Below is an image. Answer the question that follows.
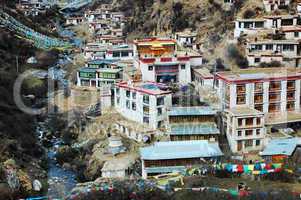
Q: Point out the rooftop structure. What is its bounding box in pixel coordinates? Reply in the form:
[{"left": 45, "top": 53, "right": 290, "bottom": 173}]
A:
[
  {"left": 261, "top": 137, "right": 300, "bottom": 156},
  {"left": 140, "top": 140, "right": 223, "bottom": 178},
  {"left": 168, "top": 106, "right": 216, "bottom": 117}
]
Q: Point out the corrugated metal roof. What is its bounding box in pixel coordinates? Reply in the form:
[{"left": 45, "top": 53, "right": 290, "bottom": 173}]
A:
[
  {"left": 170, "top": 123, "right": 220, "bottom": 136},
  {"left": 145, "top": 166, "right": 186, "bottom": 174},
  {"left": 261, "top": 137, "right": 301, "bottom": 156},
  {"left": 79, "top": 67, "right": 97, "bottom": 73},
  {"left": 168, "top": 107, "right": 216, "bottom": 116},
  {"left": 140, "top": 141, "right": 223, "bottom": 160}
]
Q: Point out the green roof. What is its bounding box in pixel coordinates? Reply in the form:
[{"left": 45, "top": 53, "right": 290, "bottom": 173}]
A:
[{"left": 170, "top": 123, "right": 220, "bottom": 136}]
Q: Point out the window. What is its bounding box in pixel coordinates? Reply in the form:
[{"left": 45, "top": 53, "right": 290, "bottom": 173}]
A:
[
  {"left": 237, "top": 95, "right": 246, "bottom": 104},
  {"left": 116, "top": 88, "right": 120, "bottom": 95},
  {"left": 157, "top": 97, "right": 165, "bottom": 106},
  {"left": 245, "top": 140, "right": 253, "bottom": 147},
  {"left": 287, "top": 80, "right": 295, "bottom": 90},
  {"left": 117, "top": 97, "right": 120, "bottom": 105},
  {"left": 132, "top": 92, "right": 136, "bottom": 99},
  {"left": 238, "top": 131, "right": 242, "bottom": 137},
  {"left": 126, "top": 100, "right": 130, "bottom": 109},
  {"left": 256, "top": 118, "right": 261, "bottom": 125},
  {"left": 132, "top": 102, "right": 136, "bottom": 111},
  {"left": 157, "top": 108, "right": 162, "bottom": 116},
  {"left": 143, "top": 117, "right": 149, "bottom": 124},
  {"left": 113, "top": 51, "right": 120, "bottom": 57},
  {"left": 126, "top": 90, "right": 130, "bottom": 98},
  {"left": 143, "top": 95, "right": 149, "bottom": 104},
  {"left": 143, "top": 106, "right": 149, "bottom": 115},
  {"left": 121, "top": 51, "right": 129, "bottom": 57},
  {"left": 246, "top": 118, "right": 253, "bottom": 126},
  {"left": 181, "top": 64, "right": 186, "bottom": 70},
  {"left": 266, "top": 44, "right": 273, "bottom": 50},
  {"left": 238, "top": 118, "right": 243, "bottom": 126},
  {"left": 245, "top": 130, "right": 253, "bottom": 136},
  {"left": 283, "top": 44, "right": 294, "bottom": 52},
  {"left": 157, "top": 121, "right": 164, "bottom": 128},
  {"left": 254, "top": 82, "right": 263, "bottom": 92},
  {"left": 295, "top": 32, "right": 299, "bottom": 38},
  {"left": 256, "top": 129, "right": 261, "bottom": 135},
  {"left": 269, "top": 81, "right": 281, "bottom": 91},
  {"left": 256, "top": 140, "right": 260, "bottom": 146},
  {"left": 148, "top": 65, "right": 153, "bottom": 71},
  {"left": 254, "top": 57, "right": 260, "bottom": 63},
  {"left": 237, "top": 84, "right": 246, "bottom": 94}
]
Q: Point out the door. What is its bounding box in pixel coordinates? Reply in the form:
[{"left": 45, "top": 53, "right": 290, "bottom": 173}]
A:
[{"left": 237, "top": 141, "right": 243, "bottom": 152}]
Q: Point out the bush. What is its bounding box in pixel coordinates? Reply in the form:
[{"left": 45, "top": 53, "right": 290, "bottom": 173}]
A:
[
  {"left": 243, "top": 9, "right": 256, "bottom": 19},
  {"left": 227, "top": 44, "right": 249, "bottom": 68}
]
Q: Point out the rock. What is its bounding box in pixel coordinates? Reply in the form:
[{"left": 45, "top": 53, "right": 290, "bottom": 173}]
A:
[
  {"left": 63, "top": 163, "right": 72, "bottom": 170},
  {"left": 33, "top": 179, "right": 42, "bottom": 191}
]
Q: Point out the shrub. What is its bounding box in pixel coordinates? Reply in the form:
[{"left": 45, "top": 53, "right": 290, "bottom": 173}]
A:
[{"left": 227, "top": 44, "right": 249, "bottom": 68}]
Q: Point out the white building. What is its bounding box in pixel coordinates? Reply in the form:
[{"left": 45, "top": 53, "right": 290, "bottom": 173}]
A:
[
  {"left": 216, "top": 67, "right": 301, "bottom": 114},
  {"left": 66, "top": 16, "right": 84, "bottom": 26},
  {"left": 223, "top": 106, "right": 266, "bottom": 154},
  {"left": 234, "top": 15, "right": 299, "bottom": 38},
  {"left": 133, "top": 38, "right": 202, "bottom": 84},
  {"left": 175, "top": 30, "right": 197, "bottom": 47},
  {"left": 192, "top": 67, "right": 215, "bottom": 87},
  {"left": 115, "top": 81, "right": 172, "bottom": 130},
  {"left": 281, "top": 26, "right": 301, "bottom": 40},
  {"left": 263, "top": 0, "right": 290, "bottom": 12},
  {"left": 246, "top": 40, "right": 300, "bottom": 67}
]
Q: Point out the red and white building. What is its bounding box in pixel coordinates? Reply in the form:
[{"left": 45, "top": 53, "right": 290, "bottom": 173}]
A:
[
  {"left": 114, "top": 81, "right": 172, "bottom": 130},
  {"left": 133, "top": 38, "right": 202, "bottom": 84}
]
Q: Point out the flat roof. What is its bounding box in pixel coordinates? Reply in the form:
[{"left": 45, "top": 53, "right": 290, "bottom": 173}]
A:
[
  {"left": 168, "top": 106, "right": 217, "bottom": 117},
  {"left": 134, "top": 38, "right": 176, "bottom": 46},
  {"left": 88, "top": 59, "right": 117, "bottom": 65},
  {"left": 193, "top": 67, "right": 214, "bottom": 79},
  {"left": 116, "top": 81, "right": 172, "bottom": 96},
  {"left": 216, "top": 67, "right": 301, "bottom": 83},
  {"left": 261, "top": 137, "right": 301, "bottom": 156},
  {"left": 226, "top": 106, "right": 264, "bottom": 117},
  {"left": 140, "top": 141, "right": 223, "bottom": 160},
  {"left": 170, "top": 123, "right": 220, "bottom": 136},
  {"left": 249, "top": 40, "right": 299, "bottom": 45},
  {"left": 266, "top": 111, "right": 301, "bottom": 125}
]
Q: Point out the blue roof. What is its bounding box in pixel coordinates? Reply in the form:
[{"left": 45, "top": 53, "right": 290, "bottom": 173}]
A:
[
  {"left": 145, "top": 166, "right": 186, "bottom": 174},
  {"left": 79, "top": 67, "right": 97, "bottom": 73},
  {"left": 261, "top": 137, "right": 301, "bottom": 156},
  {"left": 140, "top": 141, "right": 223, "bottom": 160},
  {"left": 170, "top": 123, "right": 220, "bottom": 136},
  {"left": 168, "top": 107, "right": 216, "bottom": 117},
  {"left": 88, "top": 59, "right": 118, "bottom": 65}
]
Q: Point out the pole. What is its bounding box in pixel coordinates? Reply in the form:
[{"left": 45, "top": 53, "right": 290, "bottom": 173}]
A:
[{"left": 16, "top": 55, "right": 19, "bottom": 73}]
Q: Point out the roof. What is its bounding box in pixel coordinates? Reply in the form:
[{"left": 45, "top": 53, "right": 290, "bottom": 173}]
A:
[
  {"left": 140, "top": 141, "right": 223, "bottom": 160},
  {"left": 97, "top": 68, "right": 122, "bottom": 73},
  {"left": 249, "top": 40, "right": 299, "bottom": 45},
  {"left": 116, "top": 81, "right": 172, "bottom": 96},
  {"left": 216, "top": 67, "right": 301, "bottom": 83},
  {"left": 79, "top": 67, "right": 97, "bottom": 73},
  {"left": 226, "top": 106, "right": 264, "bottom": 117},
  {"left": 144, "top": 166, "right": 186, "bottom": 174},
  {"left": 261, "top": 138, "right": 301, "bottom": 156},
  {"left": 88, "top": 59, "right": 117, "bottom": 65},
  {"left": 193, "top": 68, "right": 214, "bottom": 79},
  {"left": 168, "top": 107, "right": 216, "bottom": 117},
  {"left": 134, "top": 38, "right": 176, "bottom": 47},
  {"left": 170, "top": 123, "right": 220, "bottom": 136}
]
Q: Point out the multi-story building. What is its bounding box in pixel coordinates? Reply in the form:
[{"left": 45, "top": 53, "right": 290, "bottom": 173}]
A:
[
  {"left": 263, "top": 0, "right": 291, "bottom": 12},
  {"left": 223, "top": 106, "right": 266, "bottom": 153},
  {"left": 114, "top": 81, "right": 172, "bottom": 130},
  {"left": 246, "top": 40, "right": 300, "bottom": 67},
  {"left": 234, "top": 15, "right": 299, "bottom": 38},
  {"left": 133, "top": 38, "right": 202, "bottom": 84},
  {"left": 216, "top": 67, "right": 301, "bottom": 114},
  {"left": 168, "top": 107, "right": 220, "bottom": 142},
  {"left": 174, "top": 30, "right": 197, "bottom": 48},
  {"left": 140, "top": 141, "right": 223, "bottom": 178}
]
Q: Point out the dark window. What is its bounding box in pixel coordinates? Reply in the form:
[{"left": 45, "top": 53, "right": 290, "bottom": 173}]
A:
[
  {"left": 157, "top": 97, "right": 165, "bottom": 106},
  {"left": 126, "top": 100, "right": 130, "bottom": 109},
  {"left": 181, "top": 64, "right": 186, "bottom": 69},
  {"left": 132, "top": 92, "right": 136, "bottom": 99},
  {"left": 255, "top": 58, "right": 261, "bottom": 63},
  {"left": 132, "top": 102, "right": 136, "bottom": 111},
  {"left": 148, "top": 65, "right": 153, "bottom": 71},
  {"left": 157, "top": 108, "right": 162, "bottom": 116},
  {"left": 113, "top": 51, "right": 120, "bottom": 57},
  {"left": 256, "top": 140, "right": 260, "bottom": 146},
  {"left": 143, "top": 95, "right": 149, "bottom": 104},
  {"left": 121, "top": 51, "right": 129, "bottom": 57},
  {"left": 126, "top": 90, "right": 130, "bottom": 98}
]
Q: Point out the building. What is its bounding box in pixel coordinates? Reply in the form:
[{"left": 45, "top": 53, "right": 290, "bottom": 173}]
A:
[
  {"left": 223, "top": 106, "right": 266, "bottom": 153},
  {"left": 261, "top": 137, "right": 301, "bottom": 163},
  {"left": 101, "top": 156, "right": 134, "bottom": 178},
  {"left": 140, "top": 141, "right": 223, "bottom": 178},
  {"left": 175, "top": 30, "right": 197, "bottom": 48},
  {"left": 77, "top": 59, "right": 122, "bottom": 87},
  {"left": 246, "top": 40, "right": 300, "bottom": 67},
  {"left": 263, "top": 0, "right": 290, "bottom": 12},
  {"left": 66, "top": 16, "right": 84, "bottom": 26},
  {"left": 216, "top": 67, "right": 301, "bottom": 114},
  {"left": 280, "top": 26, "right": 301, "bottom": 40},
  {"left": 133, "top": 38, "right": 202, "bottom": 84},
  {"left": 105, "top": 45, "right": 134, "bottom": 60},
  {"left": 234, "top": 15, "right": 299, "bottom": 38},
  {"left": 192, "top": 67, "right": 215, "bottom": 87},
  {"left": 168, "top": 107, "right": 220, "bottom": 141},
  {"left": 115, "top": 81, "right": 172, "bottom": 130}
]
